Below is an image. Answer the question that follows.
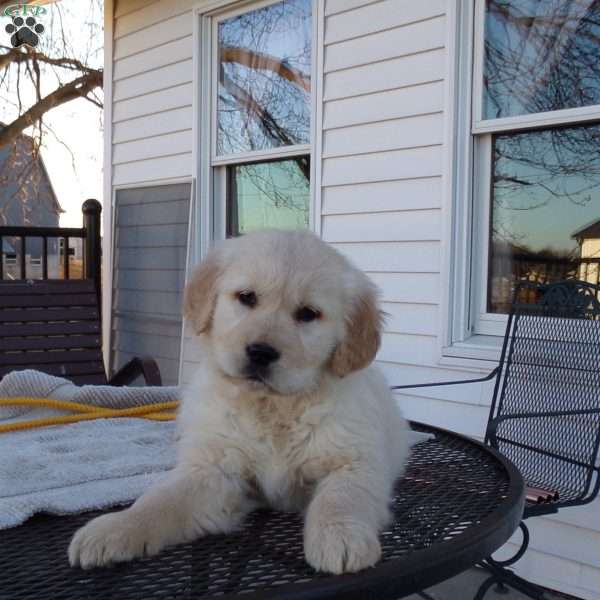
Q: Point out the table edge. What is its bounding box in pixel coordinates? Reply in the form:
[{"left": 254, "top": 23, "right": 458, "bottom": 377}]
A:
[{"left": 214, "top": 422, "right": 526, "bottom": 600}]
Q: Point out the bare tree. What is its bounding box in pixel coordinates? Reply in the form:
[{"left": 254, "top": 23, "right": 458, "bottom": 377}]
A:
[
  {"left": 0, "top": 1, "right": 103, "bottom": 228},
  {"left": 0, "top": 0, "right": 104, "bottom": 150},
  {"left": 0, "top": 0, "right": 310, "bottom": 231}
]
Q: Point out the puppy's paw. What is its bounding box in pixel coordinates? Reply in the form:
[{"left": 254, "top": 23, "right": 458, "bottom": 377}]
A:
[
  {"left": 304, "top": 520, "right": 381, "bottom": 574},
  {"left": 68, "top": 510, "right": 161, "bottom": 569}
]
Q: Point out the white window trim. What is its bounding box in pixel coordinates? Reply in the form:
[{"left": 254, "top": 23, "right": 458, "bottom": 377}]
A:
[
  {"left": 443, "top": 0, "right": 600, "bottom": 367},
  {"left": 473, "top": 106, "right": 600, "bottom": 135},
  {"left": 103, "top": 0, "right": 115, "bottom": 370},
  {"left": 192, "top": 0, "right": 323, "bottom": 265},
  {"left": 441, "top": 0, "right": 491, "bottom": 367},
  {"left": 211, "top": 145, "right": 311, "bottom": 167}
]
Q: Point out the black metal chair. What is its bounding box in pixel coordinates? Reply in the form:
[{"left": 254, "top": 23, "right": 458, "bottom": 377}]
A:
[{"left": 392, "top": 279, "right": 600, "bottom": 600}]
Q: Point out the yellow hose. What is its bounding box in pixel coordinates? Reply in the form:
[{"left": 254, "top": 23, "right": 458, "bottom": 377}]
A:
[{"left": 0, "top": 397, "right": 179, "bottom": 433}]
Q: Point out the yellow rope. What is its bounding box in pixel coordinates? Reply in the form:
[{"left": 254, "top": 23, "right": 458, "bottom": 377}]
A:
[{"left": 0, "top": 397, "right": 179, "bottom": 433}]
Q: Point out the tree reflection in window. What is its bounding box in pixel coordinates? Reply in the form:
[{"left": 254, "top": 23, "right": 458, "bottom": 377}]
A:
[
  {"left": 217, "top": 0, "right": 311, "bottom": 155},
  {"left": 484, "top": 0, "right": 600, "bottom": 119},
  {"left": 489, "top": 124, "right": 600, "bottom": 312},
  {"left": 226, "top": 158, "right": 310, "bottom": 236}
]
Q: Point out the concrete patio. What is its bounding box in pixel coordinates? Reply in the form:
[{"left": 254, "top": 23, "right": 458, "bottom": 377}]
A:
[{"left": 407, "top": 567, "right": 574, "bottom": 600}]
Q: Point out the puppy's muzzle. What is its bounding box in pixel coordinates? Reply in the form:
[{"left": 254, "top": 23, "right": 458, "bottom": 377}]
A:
[{"left": 245, "top": 343, "right": 280, "bottom": 367}]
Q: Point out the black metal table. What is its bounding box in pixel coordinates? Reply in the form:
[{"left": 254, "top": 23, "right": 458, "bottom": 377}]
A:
[{"left": 0, "top": 423, "right": 525, "bottom": 600}]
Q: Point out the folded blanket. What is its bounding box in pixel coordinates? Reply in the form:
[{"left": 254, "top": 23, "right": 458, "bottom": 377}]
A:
[
  {"left": 0, "top": 370, "right": 180, "bottom": 529},
  {"left": 0, "top": 370, "right": 433, "bottom": 531}
]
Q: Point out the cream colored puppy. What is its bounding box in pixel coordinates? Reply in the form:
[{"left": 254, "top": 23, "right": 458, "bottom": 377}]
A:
[{"left": 68, "top": 230, "right": 409, "bottom": 574}]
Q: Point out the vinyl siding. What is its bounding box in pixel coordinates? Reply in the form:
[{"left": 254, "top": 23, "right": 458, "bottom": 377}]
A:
[
  {"left": 109, "top": 1, "right": 600, "bottom": 598},
  {"left": 110, "top": 183, "right": 190, "bottom": 386},
  {"left": 112, "top": 0, "right": 194, "bottom": 186},
  {"left": 319, "top": 4, "right": 600, "bottom": 599},
  {"left": 319, "top": 1, "right": 447, "bottom": 408}
]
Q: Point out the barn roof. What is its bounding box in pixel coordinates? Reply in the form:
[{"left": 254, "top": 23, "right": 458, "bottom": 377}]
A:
[
  {"left": 0, "top": 123, "right": 64, "bottom": 217},
  {"left": 572, "top": 219, "right": 600, "bottom": 241}
]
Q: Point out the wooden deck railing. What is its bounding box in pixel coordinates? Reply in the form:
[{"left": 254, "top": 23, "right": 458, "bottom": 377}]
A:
[{"left": 0, "top": 199, "right": 102, "bottom": 308}]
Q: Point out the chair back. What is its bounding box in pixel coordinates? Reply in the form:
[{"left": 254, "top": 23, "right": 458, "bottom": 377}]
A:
[
  {"left": 486, "top": 280, "right": 600, "bottom": 509},
  {"left": 0, "top": 279, "right": 107, "bottom": 385}
]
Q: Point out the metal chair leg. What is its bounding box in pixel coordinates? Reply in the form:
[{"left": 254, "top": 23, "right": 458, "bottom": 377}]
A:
[
  {"left": 475, "top": 522, "right": 549, "bottom": 600},
  {"left": 474, "top": 574, "right": 499, "bottom": 600},
  {"left": 493, "top": 581, "right": 510, "bottom": 595},
  {"left": 477, "top": 560, "right": 548, "bottom": 600},
  {"left": 487, "top": 522, "right": 530, "bottom": 568}
]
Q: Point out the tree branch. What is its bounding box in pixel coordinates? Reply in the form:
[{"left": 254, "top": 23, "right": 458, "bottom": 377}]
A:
[
  {"left": 220, "top": 68, "right": 309, "bottom": 180},
  {"left": 220, "top": 47, "right": 310, "bottom": 92},
  {"left": 0, "top": 69, "right": 103, "bottom": 148},
  {"left": 84, "top": 94, "right": 103, "bottom": 109},
  {"left": 0, "top": 46, "right": 95, "bottom": 72}
]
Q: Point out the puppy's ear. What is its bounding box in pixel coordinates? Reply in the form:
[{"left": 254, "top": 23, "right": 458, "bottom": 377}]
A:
[
  {"left": 329, "top": 279, "right": 383, "bottom": 377},
  {"left": 183, "top": 250, "right": 222, "bottom": 335}
]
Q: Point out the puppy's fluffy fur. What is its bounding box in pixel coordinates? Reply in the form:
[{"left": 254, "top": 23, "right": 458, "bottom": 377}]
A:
[{"left": 68, "top": 230, "right": 409, "bottom": 574}]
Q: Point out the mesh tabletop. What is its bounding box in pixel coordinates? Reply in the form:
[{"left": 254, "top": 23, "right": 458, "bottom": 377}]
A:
[{"left": 0, "top": 424, "right": 524, "bottom": 600}]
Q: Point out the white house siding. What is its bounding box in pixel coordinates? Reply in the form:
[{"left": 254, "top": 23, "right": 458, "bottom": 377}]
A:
[
  {"left": 109, "top": 1, "right": 600, "bottom": 598},
  {"left": 112, "top": 0, "right": 195, "bottom": 186},
  {"left": 319, "top": 2, "right": 600, "bottom": 599}
]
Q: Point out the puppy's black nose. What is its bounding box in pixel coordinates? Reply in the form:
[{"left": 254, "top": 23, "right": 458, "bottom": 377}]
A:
[{"left": 246, "top": 343, "right": 280, "bottom": 366}]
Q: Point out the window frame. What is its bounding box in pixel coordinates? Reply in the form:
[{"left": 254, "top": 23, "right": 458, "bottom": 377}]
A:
[
  {"left": 445, "top": 0, "right": 600, "bottom": 358},
  {"left": 210, "top": 0, "right": 312, "bottom": 167},
  {"left": 194, "top": 0, "right": 321, "bottom": 256},
  {"left": 212, "top": 156, "right": 312, "bottom": 238},
  {"left": 471, "top": 0, "right": 600, "bottom": 135}
]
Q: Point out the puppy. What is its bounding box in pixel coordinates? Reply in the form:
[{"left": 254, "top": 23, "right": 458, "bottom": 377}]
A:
[{"left": 68, "top": 230, "right": 410, "bottom": 574}]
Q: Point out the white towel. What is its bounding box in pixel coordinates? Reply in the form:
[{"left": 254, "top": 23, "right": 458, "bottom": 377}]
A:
[
  {"left": 0, "top": 370, "right": 433, "bottom": 530},
  {"left": 0, "top": 370, "right": 180, "bottom": 529}
]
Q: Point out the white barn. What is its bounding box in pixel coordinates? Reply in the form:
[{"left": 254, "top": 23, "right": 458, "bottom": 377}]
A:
[{"left": 103, "top": 1, "right": 600, "bottom": 597}]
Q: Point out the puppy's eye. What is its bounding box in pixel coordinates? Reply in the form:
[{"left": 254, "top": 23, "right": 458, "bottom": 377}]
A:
[
  {"left": 236, "top": 290, "right": 257, "bottom": 308},
  {"left": 295, "top": 306, "right": 321, "bottom": 323}
]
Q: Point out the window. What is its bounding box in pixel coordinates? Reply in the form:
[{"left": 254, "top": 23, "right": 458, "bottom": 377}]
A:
[
  {"left": 468, "top": 0, "right": 600, "bottom": 336},
  {"left": 209, "top": 0, "right": 312, "bottom": 238}
]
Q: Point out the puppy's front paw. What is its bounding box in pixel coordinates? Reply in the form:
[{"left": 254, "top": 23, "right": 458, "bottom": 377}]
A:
[
  {"left": 68, "top": 510, "right": 160, "bottom": 569},
  {"left": 304, "top": 521, "right": 381, "bottom": 574}
]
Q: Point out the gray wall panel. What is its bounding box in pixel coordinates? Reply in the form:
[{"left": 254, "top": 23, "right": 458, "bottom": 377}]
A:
[
  {"left": 115, "top": 224, "right": 189, "bottom": 248},
  {"left": 111, "top": 183, "right": 190, "bottom": 386},
  {"left": 114, "top": 247, "right": 187, "bottom": 270},
  {"left": 114, "top": 269, "right": 185, "bottom": 293},
  {"left": 113, "top": 289, "right": 183, "bottom": 316},
  {"left": 116, "top": 183, "right": 191, "bottom": 205},
  {"left": 117, "top": 200, "right": 189, "bottom": 226}
]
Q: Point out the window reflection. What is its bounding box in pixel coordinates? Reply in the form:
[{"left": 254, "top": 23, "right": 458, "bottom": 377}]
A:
[
  {"left": 484, "top": 0, "right": 600, "bottom": 119},
  {"left": 489, "top": 124, "right": 600, "bottom": 312},
  {"left": 226, "top": 158, "right": 310, "bottom": 236},
  {"left": 217, "top": 0, "right": 312, "bottom": 155}
]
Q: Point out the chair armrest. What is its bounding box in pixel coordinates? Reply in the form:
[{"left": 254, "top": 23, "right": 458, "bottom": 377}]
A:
[
  {"left": 109, "top": 357, "right": 163, "bottom": 387},
  {"left": 391, "top": 367, "right": 499, "bottom": 391},
  {"left": 487, "top": 407, "right": 600, "bottom": 443}
]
